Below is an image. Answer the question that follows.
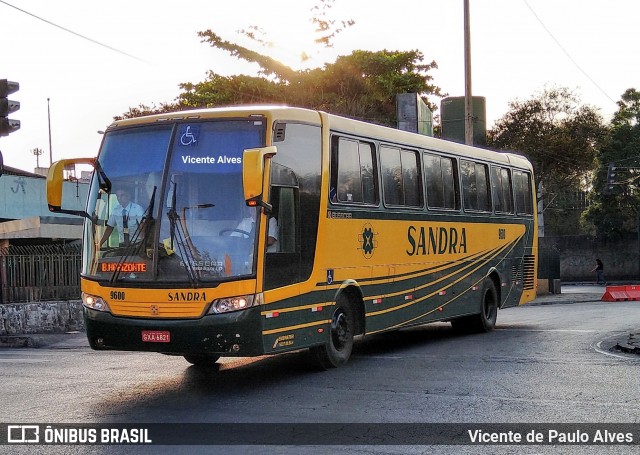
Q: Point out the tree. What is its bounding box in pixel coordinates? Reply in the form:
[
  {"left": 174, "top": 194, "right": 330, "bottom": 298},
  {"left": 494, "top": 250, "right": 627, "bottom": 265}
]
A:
[
  {"left": 116, "top": 1, "right": 443, "bottom": 125},
  {"left": 487, "top": 86, "right": 607, "bottom": 235},
  {"left": 582, "top": 88, "right": 640, "bottom": 239},
  {"left": 488, "top": 86, "right": 606, "bottom": 191}
]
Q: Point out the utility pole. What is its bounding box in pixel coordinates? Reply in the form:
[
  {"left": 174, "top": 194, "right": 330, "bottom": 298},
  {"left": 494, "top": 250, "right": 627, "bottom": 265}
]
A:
[
  {"left": 463, "top": 0, "right": 474, "bottom": 145},
  {"left": 47, "top": 97, "right": 53, "bottom": 166}
]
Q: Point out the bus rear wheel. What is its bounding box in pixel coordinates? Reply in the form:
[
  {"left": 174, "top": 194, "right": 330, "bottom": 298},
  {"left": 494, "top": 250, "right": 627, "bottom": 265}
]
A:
[
  {"left": 183, "top": 354, "right": 221, "bottom": 366},
  {"left": 311, "top": 296, "right": 354, "bottom": 369},
  {"left": 452, "top": 279, "right": 498, "bottom": 333}
]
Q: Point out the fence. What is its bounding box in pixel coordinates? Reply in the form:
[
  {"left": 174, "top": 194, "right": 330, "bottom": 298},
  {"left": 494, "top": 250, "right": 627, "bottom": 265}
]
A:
[{"left": 0, "top": 244, "right": 82, "bottom": 303}]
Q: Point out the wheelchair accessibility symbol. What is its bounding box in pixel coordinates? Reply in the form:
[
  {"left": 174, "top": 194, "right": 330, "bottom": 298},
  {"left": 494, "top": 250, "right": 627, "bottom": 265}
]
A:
[{"left": 180, "top": 125, "right": 199, "bottom": 146}]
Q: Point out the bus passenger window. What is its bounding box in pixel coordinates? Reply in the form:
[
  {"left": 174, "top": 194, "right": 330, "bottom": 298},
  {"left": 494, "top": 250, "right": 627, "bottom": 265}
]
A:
[
  {"left": 492, "top": 166, "right": 514, "bottom": 214},
  {"left": 424, "top": 153, "right": 459, "bottom": 210},
  {"left": 461, "top": 160, "right": 491, "bottom": 212},
  {"left": 359, "top": 142, "right": 377, "bottom": 204},
  {"left": 381, "top": 146, "right": 422, "bottom": 207},
  {"left": 331, "top": 137, "right": 378, "bottom": 205},
  {"left": 514, "top": 170, "right": 534, "bottom": 215},
  {"left": 401, "top": 149, "right": 422, "bottom": 207}
]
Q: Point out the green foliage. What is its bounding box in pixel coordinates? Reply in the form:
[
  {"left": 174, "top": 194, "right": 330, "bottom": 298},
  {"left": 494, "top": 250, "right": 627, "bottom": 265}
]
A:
[
  {"left": 116, "top": 2, "right": 442, "bottom": 125},
  {"left": 487, "top": 86, "right": 607, "bottom": 236},
  {"left": 118, "top": 45, "right": 442, "bottom": 126},
  {"left": 582, "top": 88, "right": 640, "bottom": 239},
  {"left": 487, "top": 87, "right": 607, "bottom": 192},
  {"left": 310, "top": 0, "right": 356, "bottom": 48}
]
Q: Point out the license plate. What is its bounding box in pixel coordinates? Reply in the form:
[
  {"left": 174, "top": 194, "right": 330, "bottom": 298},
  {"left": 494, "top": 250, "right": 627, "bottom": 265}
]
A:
[{"left": 141, "top": 330, "right": 171, "bottom": 343}]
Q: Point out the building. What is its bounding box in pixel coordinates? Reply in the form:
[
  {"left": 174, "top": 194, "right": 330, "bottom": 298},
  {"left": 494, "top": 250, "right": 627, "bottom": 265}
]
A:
[
  {"left": 0, "top": 164, "right": 89, "bottom": 303},
  {"left": 0, "top": 165, "right": 88, "bottom": 247}
]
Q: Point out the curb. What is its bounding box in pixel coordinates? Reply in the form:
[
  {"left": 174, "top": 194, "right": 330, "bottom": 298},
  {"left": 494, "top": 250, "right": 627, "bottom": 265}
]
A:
[
  {"left": 526, "top": 294, "right": 604, "bottom": 306},
  {"left": 0, "top": 336, "right": 33, "bottom": 348}
]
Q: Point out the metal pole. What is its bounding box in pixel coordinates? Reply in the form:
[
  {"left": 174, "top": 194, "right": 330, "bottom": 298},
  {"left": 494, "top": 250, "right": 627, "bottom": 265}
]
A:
[
  {"left": 464, "top": 0, "right": 474, "bottom": 145},
  {"left": 47, "top": 98, "right": 53, "bottom": 166}
]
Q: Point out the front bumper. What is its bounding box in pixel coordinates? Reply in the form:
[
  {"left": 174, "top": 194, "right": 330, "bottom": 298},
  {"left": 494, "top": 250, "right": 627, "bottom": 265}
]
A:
[{"left": 84, "top": 305, "right": 264, "bottom": 356}]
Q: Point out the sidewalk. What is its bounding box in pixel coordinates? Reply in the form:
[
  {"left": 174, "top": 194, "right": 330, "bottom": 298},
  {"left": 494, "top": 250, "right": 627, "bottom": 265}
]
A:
[{"left": 528, "top": 283, "right": 605, "bottom": 306}]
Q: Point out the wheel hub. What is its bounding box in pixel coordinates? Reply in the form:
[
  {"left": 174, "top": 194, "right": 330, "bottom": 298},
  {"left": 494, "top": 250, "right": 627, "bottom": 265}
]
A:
[{"left": 331, "top": 311, "right": 349, "bottom": 349}]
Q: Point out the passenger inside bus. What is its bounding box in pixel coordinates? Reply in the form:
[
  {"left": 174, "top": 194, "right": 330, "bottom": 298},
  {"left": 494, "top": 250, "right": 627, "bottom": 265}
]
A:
[{"left": 99, "top": 187, "right": 145, "bottom": 247}]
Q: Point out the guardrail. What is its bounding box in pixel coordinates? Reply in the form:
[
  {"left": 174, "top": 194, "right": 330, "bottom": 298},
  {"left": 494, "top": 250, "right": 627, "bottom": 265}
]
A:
[{"left": 0, "top": 244, "right": 81, "bottom": 303}]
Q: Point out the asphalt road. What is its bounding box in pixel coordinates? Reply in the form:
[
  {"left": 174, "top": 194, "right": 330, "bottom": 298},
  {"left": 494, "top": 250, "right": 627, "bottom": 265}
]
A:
[{"left": 2, "top": 286, "right": 640, "bottom": 454}]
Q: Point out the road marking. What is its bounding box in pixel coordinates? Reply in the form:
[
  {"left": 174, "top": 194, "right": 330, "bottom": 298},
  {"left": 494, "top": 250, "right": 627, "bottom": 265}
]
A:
[{"left": 592, "top": 337, "right": 640, "bottom": 362}]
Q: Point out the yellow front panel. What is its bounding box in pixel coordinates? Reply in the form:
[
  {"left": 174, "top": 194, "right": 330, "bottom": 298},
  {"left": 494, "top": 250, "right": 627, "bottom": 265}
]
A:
[{"left": 83, "top": 279, "right": 256, "bottom": 318}]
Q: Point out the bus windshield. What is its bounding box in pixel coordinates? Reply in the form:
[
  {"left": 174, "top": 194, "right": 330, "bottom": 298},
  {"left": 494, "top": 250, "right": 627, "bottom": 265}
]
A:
[{"left": 84, "top": 119, "right": 266, "bottom": 284}]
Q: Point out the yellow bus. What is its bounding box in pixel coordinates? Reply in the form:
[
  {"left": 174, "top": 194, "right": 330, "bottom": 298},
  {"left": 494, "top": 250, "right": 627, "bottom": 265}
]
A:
[{"left": 47, "top": 106, "right": 537, "bottom": 369}]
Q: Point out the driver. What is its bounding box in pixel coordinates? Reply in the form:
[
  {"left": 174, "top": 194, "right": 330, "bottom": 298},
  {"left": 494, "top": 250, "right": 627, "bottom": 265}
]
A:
[
  {"left": 231, "top": 205, "right": 278, "bottom": 252},
  {"left": 231, "top": 205, "right": 257, "bottom": 239},
  {"left": 100, "top": 188, "right": 145, "bottom": 247}
]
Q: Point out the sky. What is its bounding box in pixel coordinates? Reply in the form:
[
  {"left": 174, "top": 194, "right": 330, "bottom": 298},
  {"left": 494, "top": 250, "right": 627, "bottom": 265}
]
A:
[{"left": 1, "top": 0, "right": 638, "bottom": 173}]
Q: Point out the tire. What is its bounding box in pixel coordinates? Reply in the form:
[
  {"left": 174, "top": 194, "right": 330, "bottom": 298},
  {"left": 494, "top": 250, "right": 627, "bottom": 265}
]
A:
[
  {"left": 183, "top": 354, "right": 221, "bottom": 366},
  {"left": 311, "top": 296, "right": 355, "bottom": 369},
  {"left": 451, "top": 279, "right": 498, "bottom": 333}
]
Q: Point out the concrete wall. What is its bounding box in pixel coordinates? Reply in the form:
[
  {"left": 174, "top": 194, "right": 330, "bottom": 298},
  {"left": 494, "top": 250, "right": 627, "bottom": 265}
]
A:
[
  {"left": 0, "top": 174, "right": 88, "bottom": 220},
  {"left": 0, "top": 300, "right": 84, "bottom": 335},
  {"left": 542, "top": 236, "right": 639, "bottom": 282}
]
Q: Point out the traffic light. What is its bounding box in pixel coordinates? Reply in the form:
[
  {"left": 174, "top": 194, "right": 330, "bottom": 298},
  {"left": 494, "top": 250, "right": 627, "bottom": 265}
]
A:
[
  {"left": 0, "top": 79, "right": 20, "bottom": 136},
  {"left": 606, "top": 164, "right": 617, "bottom": 190},
  {"left": 602, "top": 164, "right": 618, "bottom": 194}
]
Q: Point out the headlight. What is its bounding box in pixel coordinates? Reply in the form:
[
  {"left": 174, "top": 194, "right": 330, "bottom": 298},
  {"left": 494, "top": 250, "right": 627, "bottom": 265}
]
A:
[
  {"left": 82, "top": 292, "right": 111, "bottom": 312},
  {"left": 208, "top": 293, "right": 263, "bottom": 314}
]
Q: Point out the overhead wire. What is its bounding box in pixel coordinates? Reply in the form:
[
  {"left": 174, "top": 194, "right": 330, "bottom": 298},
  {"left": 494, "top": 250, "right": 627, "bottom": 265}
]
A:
[
  {"left": 522, "top": 0, "right": 616, "bottom": 105},
  {"left": 0, "top": 0, "right": 146, "bottom": 63}
]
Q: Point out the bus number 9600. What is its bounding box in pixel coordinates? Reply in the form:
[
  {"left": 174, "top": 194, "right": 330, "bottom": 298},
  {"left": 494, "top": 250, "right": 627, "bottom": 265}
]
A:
[{"left": 110, "top": 291, "right": 126, "bottom": 300}]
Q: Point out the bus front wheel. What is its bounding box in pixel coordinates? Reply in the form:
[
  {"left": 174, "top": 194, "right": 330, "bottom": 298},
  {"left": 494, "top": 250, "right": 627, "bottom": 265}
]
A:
[{"left": 311, "top": 296, "right": 354, "bottom": 369}]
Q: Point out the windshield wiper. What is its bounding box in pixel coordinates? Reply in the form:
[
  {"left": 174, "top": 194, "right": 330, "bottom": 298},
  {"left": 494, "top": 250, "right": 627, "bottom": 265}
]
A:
[{"left": 166, "top": 181, "right": 200, "bottom": 286}]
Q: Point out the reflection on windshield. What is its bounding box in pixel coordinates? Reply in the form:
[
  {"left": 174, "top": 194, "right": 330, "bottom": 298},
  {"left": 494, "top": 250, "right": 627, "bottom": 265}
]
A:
[{"left": 83, "top": 119, "right": 265, "bottom": 284}]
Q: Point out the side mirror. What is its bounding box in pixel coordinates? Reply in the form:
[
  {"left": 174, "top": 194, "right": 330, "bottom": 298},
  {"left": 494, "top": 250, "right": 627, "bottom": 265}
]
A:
[
  {"left": 47, "top": 157, "right": 96, "bottom": 217},
  {"left": 243, "top": 146, "right": 277, "bottom": 210}
]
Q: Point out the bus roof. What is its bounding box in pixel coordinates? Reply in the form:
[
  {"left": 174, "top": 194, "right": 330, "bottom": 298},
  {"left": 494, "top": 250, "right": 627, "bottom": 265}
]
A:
[
  {"left": 324, "top": 111, "right": 533, "bottom": 171},
  {"left": 108, "top": 105, "right": 533, "bottom": 172}
]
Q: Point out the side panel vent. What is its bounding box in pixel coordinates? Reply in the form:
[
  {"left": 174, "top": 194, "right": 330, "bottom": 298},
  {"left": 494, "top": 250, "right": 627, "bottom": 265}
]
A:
[{"left": 522, "top": 255, "right": 536, "bottom": 290}]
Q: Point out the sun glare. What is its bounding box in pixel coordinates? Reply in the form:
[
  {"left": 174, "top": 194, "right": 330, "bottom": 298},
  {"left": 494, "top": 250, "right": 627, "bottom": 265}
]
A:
[
  {"left": 237, "top": 1, "right": 352, "bottom": 72},
  {"left": 260, "top": 22, "right": 330, "bottom": 70}
]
